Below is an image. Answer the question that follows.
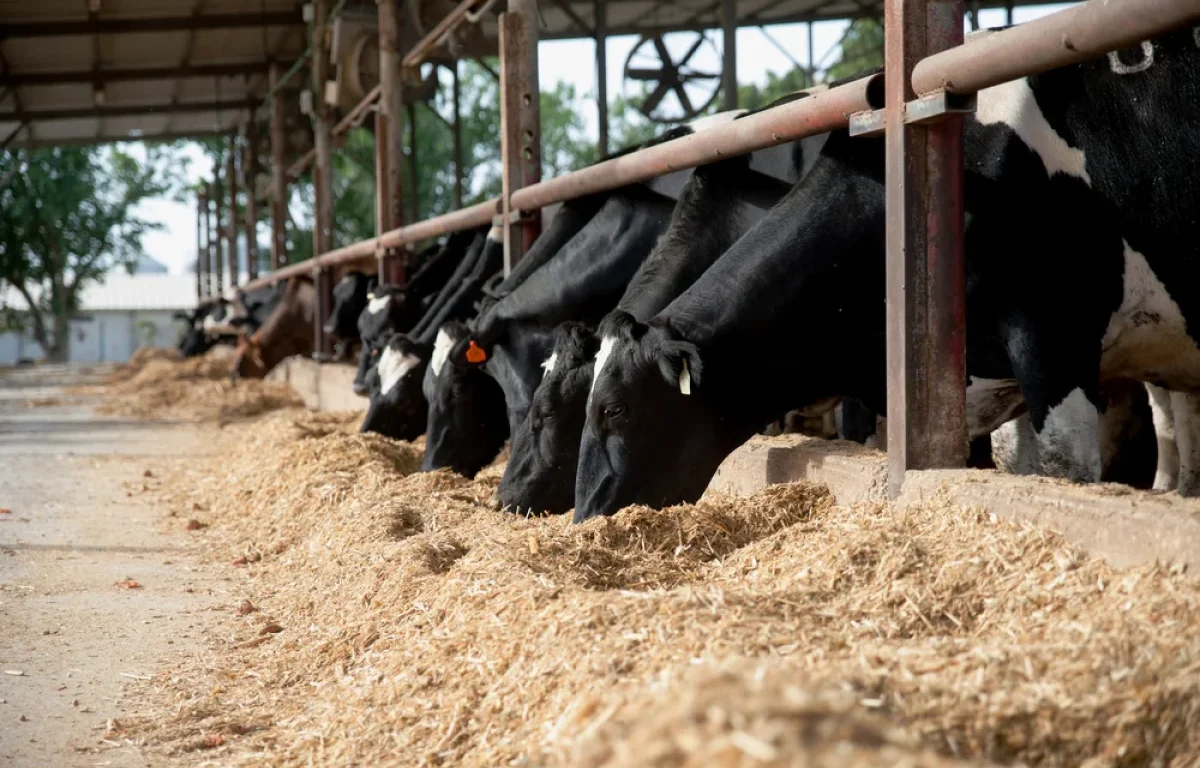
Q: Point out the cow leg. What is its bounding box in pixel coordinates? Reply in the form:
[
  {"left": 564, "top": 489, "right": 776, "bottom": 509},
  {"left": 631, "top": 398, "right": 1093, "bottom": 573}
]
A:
[
  {"left": 1147, "top": 383, "right": 1179, "bottom": 491},
  {"left": 1170, "top": 391, "right": 1200, "bottom": 497},
  {"left": 1097, "top": 379, "right": 1156, "bottom": 489},
  {"left": 991, "top": 415, "right": 1039, "bottom": 475},
  {"left": 1028, "top": 386, "right": 1102, "bottom": 483}
]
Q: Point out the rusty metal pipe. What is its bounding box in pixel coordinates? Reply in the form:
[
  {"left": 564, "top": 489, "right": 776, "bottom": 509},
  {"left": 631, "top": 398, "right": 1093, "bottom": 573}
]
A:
[
  {"left": 401, "top": 0, "right": 487, "bottom": 71},
  {"left": 912, "top": 0, "right": 1200, "bottom": 95},
  {"left": 510, "top": 73, "right": 882, "bottom": 212},
  {"left": 240, "top": 198, "right": 499, "bottom": 291}
]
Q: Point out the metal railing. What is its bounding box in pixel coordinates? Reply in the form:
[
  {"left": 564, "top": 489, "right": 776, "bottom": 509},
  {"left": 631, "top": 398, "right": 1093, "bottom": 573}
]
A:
[{"left": 216, "top": 0, "right": 1200, "bottom": 493}]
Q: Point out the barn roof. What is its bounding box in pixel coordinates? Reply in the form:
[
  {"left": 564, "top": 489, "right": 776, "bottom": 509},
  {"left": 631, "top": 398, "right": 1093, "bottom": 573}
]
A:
[
  {"left": 1, "top": 274, "right": 200, "bottom": 312},
  {"left": 0, "top": 0, "right": 1051, "bottom": 150}
]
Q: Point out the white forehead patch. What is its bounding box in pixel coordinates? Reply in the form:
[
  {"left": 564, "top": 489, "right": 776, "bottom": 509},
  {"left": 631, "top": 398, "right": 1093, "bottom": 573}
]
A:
[
  {"left": 431, "top": 328, "right": 455, "bottom": 376},
  {"left": 367, "top": 295, "right": 391, "bottom": 315},
  {"left": 541, "top": 352, "right": 558, "bottom": 378},
  {"left": 378, "top": 346, "right": 420, "bottom": 396},
  {"left": 590, "top": 336, "right": 616, "bottom": 396},
  {"left": 678, "top": 359, "right": 691, "bottom": 396},
  {"left": 487, "top": 226, "right": 504, "bottom": 242}
]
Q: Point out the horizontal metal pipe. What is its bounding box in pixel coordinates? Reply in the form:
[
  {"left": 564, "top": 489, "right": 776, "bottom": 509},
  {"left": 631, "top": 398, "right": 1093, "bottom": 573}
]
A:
[
  {"left": 510, "top": 73, "right": 882, "bottom": 211},
  {"left": 912, "top": 0, "right": 1200, "bottom": 95},
  {"left": 240, "top": 199, "right": 499, "bottom": 291},
  {"left": 402, "top": 0, "right": 486, "bottom": 71}
]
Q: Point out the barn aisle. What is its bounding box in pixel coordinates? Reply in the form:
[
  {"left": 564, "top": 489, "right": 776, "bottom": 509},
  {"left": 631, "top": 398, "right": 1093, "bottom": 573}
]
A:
[{"left": 0, "top": 366, "right": 222, "bottom": 767}]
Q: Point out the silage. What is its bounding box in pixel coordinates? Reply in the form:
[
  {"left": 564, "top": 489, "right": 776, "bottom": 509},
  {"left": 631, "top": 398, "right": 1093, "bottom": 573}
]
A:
[
  {"left": 96, "top": 347, "right": 301, "bottom": 422},
  {"left": 124, "top": 411, "right": 1200, "bottom": 767}
]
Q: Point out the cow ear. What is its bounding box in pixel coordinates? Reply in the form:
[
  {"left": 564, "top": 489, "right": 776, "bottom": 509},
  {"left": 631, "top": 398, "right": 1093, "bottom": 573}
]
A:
[{"left": 655, "top": 339, "right": 702, "bottom": 396}]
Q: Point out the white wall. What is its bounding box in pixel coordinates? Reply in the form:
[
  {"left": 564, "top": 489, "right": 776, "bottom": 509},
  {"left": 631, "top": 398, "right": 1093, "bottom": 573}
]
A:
[{"left": 0, "top": 311, "right": 186, "bottom": 365}]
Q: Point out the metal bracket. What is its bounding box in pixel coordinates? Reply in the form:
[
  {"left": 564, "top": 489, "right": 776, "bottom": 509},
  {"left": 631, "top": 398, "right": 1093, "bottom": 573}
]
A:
[{"left": 848, "top": 90, "right": 976, "bottom": 138}]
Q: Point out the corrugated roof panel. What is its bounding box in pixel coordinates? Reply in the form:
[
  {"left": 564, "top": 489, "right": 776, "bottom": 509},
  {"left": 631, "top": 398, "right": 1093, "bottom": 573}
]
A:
[
  {"left": 2, "top": 37, "right": 95, "bottom": 70},
  {"left": 1, "top": 275, "right": 200, "bottom": 312},
  {"left": 102, "top": 80, "right": 179, "bottom": 106},
  {"left": 105, "top": 30, "right": 194, "bottom": 65}
]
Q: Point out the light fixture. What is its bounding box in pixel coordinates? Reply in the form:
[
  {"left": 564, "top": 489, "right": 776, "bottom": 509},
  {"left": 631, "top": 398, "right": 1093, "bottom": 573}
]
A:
[
  {"left": 87, "top": 0, "right": 102, "bottom": 12},
  {"left": 93, "top": 84, "right": 106, "bottom": 105}
]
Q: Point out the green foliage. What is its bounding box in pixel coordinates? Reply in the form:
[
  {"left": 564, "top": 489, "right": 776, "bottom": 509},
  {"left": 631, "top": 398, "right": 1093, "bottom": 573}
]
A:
[
  {"left": 826, "top": 19, "right": 885, "bottom": 82},
  {"left": 737, "top": 67, "right": 814, "bottom": 110},
  {"left": 0, "top": 145, "right": 175, "bottom": 360}
]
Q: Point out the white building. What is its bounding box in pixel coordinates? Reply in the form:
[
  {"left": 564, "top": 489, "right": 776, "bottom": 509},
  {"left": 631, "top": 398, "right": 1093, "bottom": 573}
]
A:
[{"left": 0, "top": 272, "right": 198, "bottom": 365}]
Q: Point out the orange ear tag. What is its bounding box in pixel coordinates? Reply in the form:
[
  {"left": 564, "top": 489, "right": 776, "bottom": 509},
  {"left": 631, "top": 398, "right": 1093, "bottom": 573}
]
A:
[{"left": 465, "top": 340, "right": 488, "bottom": 364}]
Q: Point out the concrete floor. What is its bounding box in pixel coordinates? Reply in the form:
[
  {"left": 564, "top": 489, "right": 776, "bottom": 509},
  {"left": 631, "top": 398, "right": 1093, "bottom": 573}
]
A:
[{"left": 0, "top": 365, "right": 221, "bottom": 767}]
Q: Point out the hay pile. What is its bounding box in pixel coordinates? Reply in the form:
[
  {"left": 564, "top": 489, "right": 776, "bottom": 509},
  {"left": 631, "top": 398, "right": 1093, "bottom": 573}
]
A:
[
  {"left": 107, "top": 346, "right": 184, "bottom": 384},
  {"left": 127, "top": 412, "right": 1200, "bottom": 767},
  {"left": 98, "top": 347, "right": 301, "bottom": 422}
]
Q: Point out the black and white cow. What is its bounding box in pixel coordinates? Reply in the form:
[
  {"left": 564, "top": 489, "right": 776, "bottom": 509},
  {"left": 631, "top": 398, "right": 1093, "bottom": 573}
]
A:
[
  {"left": 350, "top": 228, "right": 485, "bottom": 395},
  {"left": 575, "top": 28, "right": 1200, "bottom": 521},
  {"left": 359, "top": 228, "right": 504, "bottom": 439},
  {"left": 324, "top": 270, "right": 372, "bottom": 361},
  {"left": 496, "top": 133, "right": 814, "bottom": 514},
  {"left": 424, "top": 183, "right": 679, "bottom": 477}
]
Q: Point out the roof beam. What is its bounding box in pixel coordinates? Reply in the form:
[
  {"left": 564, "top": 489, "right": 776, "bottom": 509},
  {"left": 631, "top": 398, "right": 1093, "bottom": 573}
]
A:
[
  {"left": 6, "top": 98, "right": 257, "bottom": 123},
  {"left": 0, "top": 63, "right": 273, "bottom": 87},
  {"left": 0, "top": 11, "right": 303, "bottom": 40}
]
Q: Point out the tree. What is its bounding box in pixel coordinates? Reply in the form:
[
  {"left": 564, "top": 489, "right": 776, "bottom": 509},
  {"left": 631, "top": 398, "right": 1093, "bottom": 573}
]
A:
[
  {"left": 826, "top": 19, "right": 885, "bottom": 82},
  {"left": 0, "top": 145, "right": 174, "bottom": 361}
]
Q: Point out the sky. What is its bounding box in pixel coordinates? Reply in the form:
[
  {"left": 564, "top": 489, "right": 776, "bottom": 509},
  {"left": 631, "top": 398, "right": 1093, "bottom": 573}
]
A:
[{"left": 138, "top": 3, "right": 1072, "bottom": 276}]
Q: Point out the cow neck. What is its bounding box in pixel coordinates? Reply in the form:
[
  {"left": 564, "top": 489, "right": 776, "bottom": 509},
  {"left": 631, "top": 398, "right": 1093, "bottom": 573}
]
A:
[
  {"left": 475, "top": 188, "right": 675, "bottom": 348},
  {"left": 617, "top": 158, "right": 790, "bottom": 322},
  {"left": 409, "top": 233, "right": 487, "bottom": 341},
  {"left": 660, "top": 130, "right": 888, "bottom": 416},
  {"left": 253, "top": 278, "right": 317, "bottom": 369}
]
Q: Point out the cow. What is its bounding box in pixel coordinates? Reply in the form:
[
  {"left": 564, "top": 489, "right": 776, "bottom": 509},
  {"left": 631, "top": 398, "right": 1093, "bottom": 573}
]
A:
[
  {"left": 350, "top": 228, "right": 486, "bottom": 395},
  {"left": 1145, "top": 384, "right": 1200, "bottom": 495},
  {"left": 496, "top": 136, "right": 814, "bottom": 514},
  {"left": 324, "top": 270, "right": 372, "bottom": 362},
  {"left": 359, "top": 228, "right": 504, "bottom": 439},
  {"left": 574, "top": 28, "right": 1200, "bottom": 521},
  {"left": 231, "top": 276, "right": 316, "bottom": 379},
  {"left": 175, "top": 300, "right": 229, "bottom": 357},
  {"left": 425, "top": 182, "right": 680, "bottom": 477}
]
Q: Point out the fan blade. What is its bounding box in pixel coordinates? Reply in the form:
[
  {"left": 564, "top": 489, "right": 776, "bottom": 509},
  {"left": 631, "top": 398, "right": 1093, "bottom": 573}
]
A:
[
  {"left": 651, "top": 36, "right": 674, "bottom": 68},
  {"left": 677, "top": 35, "right": 707, "bottom": 67},
  {"left": 641, "top": 79, "right": 673, "bottom": 117},
  {"left": 627, "top": 67, "right": 667, "bottom": 81},
  {"left": 680, "top": 70, "right": 720, "bottom": 80},
  {"left": 675, "top": 84, "right": 695, "bottom": 117}
]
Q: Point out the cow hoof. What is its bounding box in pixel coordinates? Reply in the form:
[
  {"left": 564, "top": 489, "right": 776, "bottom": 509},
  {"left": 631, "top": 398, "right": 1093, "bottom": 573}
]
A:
[{"left": 489, "top": 489, "right": 502, "bottom": 511}]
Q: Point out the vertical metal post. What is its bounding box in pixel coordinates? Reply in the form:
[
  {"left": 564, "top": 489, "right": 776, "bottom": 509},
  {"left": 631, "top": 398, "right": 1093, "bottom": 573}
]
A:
[
  {"left": 226, "top": 134, "right": 240, "bottom": 287},
  {"left": 196, "top": 188, "right": 207, "bottom": 300},
  {"left": 807, "top": 20, "right": 815, "bottom": 85},
  {"left": 595, "top": 0, "right": 608, "bottom": 158},
  {"left": 269, "top": 62, "right": 289, "bottom": 268},
  {"left": 408, "top": 101, "right": 419, "bottom": 222},
  {"left": 244, "top": 121, "right": 260, "bottom": 281},
  {"left": 884, "top": 0, "right": 967, "bottom": 497},
  {"left": 378, "top": 0, "right": 408, "bottom": 286},
  {"left": 206, "top": 183, "right": 218, "bottom": 297},
  {"left": 499, "top": 0, "right": 542, "bottom": 273},
  {"left": 968, "top": 0, "right": 980, "bottom": 30},
  {"left": 1005, "top": 3, "right": 1013, "bottom": 25},
  {"left": 211, "top": 171, "right": 225, "bottom": 297},
  {"left": 452, "top": 60, "right": 464, "bottom": 209},
  {"left": 313, "top": 0, "right": 336, "bottom": 358},
  {"left": 721, "top": 0, "right": 738, "bottom": 110}
]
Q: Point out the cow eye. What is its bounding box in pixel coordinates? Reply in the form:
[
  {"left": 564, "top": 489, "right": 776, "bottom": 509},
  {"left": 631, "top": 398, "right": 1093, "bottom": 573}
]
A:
[{"left": 602, "top": 404, "right": 625, "bottom": 419}]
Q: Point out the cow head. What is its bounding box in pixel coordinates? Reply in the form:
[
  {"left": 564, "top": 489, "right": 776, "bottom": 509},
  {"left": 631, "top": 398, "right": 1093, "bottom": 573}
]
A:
[
  {"left": 325, "top": 270, "right": 371, "bottom": 339},
  {"left": 359, "top": 332, "right": 431, "bottom": 441},
  {"left": 421, "top": 322, "right": 509, "bottom": 478},
  {"left": 498, "top": 322, "right": 599, "bottom": 515},
  {"left": 231, "top": 331, "right": 267, "bottom": 380},
  {"left": 574, "top": 311, "right": 718, "bottom": 523},
  {"left": 352, "top": 284, "right": 406, "bottom": 395}
]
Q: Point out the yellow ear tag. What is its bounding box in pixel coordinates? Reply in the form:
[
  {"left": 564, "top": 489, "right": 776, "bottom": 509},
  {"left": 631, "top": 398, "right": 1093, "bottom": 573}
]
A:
[{"left": 466, "top": 340, "right": 488, "bottom": 364}]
